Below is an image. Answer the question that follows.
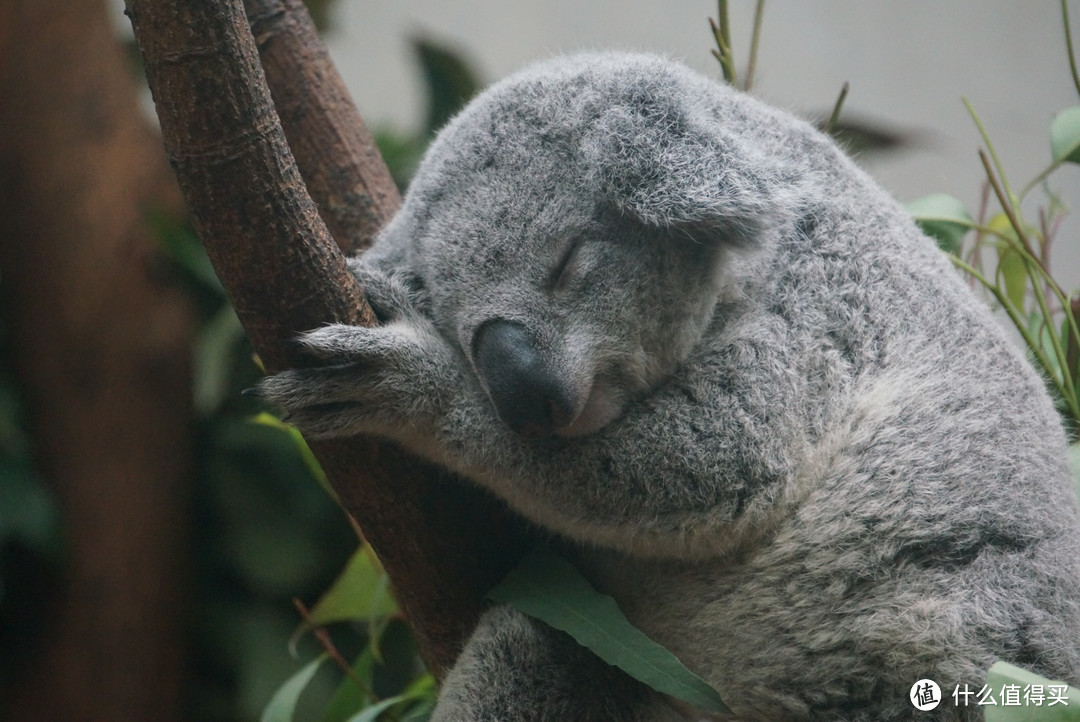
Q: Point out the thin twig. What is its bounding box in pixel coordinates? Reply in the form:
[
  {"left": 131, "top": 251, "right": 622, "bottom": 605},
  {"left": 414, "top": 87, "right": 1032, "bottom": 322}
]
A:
[
  {"left": 979, "top": 150, "right": 1037, "bottom": 258},
  {"left": 1064, "top": 0, "right": 1080, "bottom": 99},
  {"left": 744, "top": 0, "right": 766, "bottom": 92},
  {"left": 968, "top": 180, "right": 992, "bottom": 285},
  {"left": 709, "top": 9, "right": 737, "bottom": 86},
  {"left": 825, "top": 82, "right": 850, "bottom": 136},
  {"left": 965, "top": 98, "right": 1018, "bottom": 207},
  {"left": 293, "top": 599, "right": 400, "bottom": 720}
]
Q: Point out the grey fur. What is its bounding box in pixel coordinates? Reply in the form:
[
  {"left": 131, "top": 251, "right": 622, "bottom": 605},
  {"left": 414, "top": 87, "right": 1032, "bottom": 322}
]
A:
[{"left": 261, "top": 52, "right": 1080, "bottom": 720}]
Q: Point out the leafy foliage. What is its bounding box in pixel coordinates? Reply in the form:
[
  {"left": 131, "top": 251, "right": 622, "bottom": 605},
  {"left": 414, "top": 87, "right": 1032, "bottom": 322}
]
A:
[
  {"left": 488, "top": 548, "right": 730, "bottom": 714},
  {"left": 907, "top": 97, "right": 1080, "bottom": 437}
]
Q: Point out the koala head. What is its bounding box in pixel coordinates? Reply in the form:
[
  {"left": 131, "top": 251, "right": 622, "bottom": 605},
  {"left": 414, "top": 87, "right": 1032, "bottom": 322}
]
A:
[{"left": 367, "top": 53, "right": 807, "bottom": 438}]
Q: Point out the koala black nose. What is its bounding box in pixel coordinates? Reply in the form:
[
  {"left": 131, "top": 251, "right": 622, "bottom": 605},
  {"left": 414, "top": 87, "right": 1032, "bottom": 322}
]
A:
[{"left": 473, "top": 319, "right": 577, "bottom": 438}]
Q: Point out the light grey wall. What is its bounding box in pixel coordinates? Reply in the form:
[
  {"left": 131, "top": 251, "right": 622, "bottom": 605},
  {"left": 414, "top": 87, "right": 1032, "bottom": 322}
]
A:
[{"left": 325, "top": 1, "right": 1080, "bottom": 294}]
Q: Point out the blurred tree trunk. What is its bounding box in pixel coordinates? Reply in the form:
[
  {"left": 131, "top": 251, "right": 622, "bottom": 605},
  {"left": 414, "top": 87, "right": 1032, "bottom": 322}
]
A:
[{"left": 0, "top": 1, "right": 193, "bottom": 720}]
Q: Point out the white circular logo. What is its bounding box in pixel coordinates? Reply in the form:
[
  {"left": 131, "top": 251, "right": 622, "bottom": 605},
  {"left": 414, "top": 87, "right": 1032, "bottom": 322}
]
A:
[{"left": 910, "top": 679, "right": 942, "bottom": 711}]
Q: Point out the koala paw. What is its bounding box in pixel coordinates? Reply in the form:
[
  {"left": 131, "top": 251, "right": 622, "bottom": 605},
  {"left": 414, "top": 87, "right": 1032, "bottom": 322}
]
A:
[{"left": 258, "top": 267, "right": 459, "bottom": 440}]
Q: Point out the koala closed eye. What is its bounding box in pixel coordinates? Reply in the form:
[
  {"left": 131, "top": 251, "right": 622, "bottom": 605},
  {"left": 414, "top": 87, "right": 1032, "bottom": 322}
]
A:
[{"left": 549, "top": 237, "right": 584, "bottom": 292}]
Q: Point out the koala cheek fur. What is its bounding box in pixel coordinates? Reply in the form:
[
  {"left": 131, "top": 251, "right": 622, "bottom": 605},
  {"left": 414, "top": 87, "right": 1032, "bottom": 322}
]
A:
[{"left": 263, "top": 51, "right": 1080, "bottom": 720}]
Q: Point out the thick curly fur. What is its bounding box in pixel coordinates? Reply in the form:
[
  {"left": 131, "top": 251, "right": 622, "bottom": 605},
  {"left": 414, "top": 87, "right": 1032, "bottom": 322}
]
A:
[{"left": 261, "top": 53, "right": 1080, "bottom": 720}]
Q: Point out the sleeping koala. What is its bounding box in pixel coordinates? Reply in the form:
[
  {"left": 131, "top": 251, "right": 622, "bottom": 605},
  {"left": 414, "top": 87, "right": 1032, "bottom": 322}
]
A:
[{"left": 261, "top": 52, "right": 1080, "bottom": 720}]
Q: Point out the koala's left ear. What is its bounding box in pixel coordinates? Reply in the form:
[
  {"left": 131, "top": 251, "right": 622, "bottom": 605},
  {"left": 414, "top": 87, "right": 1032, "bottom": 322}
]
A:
[{"left": 581, "top": 98, "right": 797, "bottom": 244}]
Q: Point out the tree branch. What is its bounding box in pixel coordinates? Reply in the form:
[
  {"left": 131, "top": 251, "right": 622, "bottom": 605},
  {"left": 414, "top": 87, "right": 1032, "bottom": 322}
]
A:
[
  {"left": 125, "top": 0, "right": 527, "bottom": 677},
  {"left": 243, "top": 0, "right": 399, "bottom": 253}
]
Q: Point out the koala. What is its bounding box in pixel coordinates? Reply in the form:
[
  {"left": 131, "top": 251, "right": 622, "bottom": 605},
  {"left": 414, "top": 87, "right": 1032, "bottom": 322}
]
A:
[{"left": 261, "top": 53, "right": 1080, "bottom": 720}]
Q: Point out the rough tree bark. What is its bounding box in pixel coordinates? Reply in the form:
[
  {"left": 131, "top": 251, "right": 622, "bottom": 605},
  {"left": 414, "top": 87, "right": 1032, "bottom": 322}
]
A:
[
  {"left": 126, "top": 0, "right": 528, "bottom": 677},
  {"left": 0, "top": 1, "right": 193, "bottom": 720}
]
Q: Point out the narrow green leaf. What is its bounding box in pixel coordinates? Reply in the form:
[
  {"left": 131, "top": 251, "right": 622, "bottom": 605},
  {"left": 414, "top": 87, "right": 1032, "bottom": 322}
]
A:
[
  {"left": 1051, "top": 106, "right": 1080, "bottom": 164},
  {"left": 997, "top": 246, "right": 1027, "bottom": 312},
  {"left": 487, "top": 548, "right": 731, "bottom": 715},
  {"left": 397, "top": 674, "right": 437, "bottom": 721},
  {"left": 250, "top": 413, "right": 337, "bottom": 503},
  {"left": 984, "top": 661, "right": 1080, "bottom": 721},
  {"left": 261, "top": 655, "right": 327, "bottom": 722},
  {"left": 906, "top": 193, "right": 974, "bottom": 254},
  {"left": 412, "top": 38, "right": 482, "bottom": 136},
  {"left": 343, "top": 695, "right": 405, "bottom": 722},
  {"left": 153, "top": 215, "right": 225, "bottom": 294},
  {"left": 307, "top": 545, "right": 398, "bottom": 627},
  {"left": 320, "top": 649, "right": 376, "bottom": 722},
  {"left": 194, "top": 304, "right": 245, "bottom": 415}
]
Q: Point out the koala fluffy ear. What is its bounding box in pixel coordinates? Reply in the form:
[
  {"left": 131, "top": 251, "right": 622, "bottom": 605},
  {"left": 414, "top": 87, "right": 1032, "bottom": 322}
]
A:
[{"left": 581, "top": 99, "right": 796, "bottom": 244}]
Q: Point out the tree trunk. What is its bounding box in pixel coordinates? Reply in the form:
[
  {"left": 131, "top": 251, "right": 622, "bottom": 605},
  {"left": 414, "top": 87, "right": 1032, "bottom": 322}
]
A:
[
  {"left": 127, "top": 0, "right": 529, "bottom": 677},
  {"left": 0, "top": 1, "right": 193, "bottom": 720}
]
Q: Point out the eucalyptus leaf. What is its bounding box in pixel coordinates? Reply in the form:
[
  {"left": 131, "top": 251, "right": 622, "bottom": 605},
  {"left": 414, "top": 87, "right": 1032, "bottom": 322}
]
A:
[
  {"left": 321, "top": 648, "right": 376, "bottom": 722},
  {"left": 1051, "top": 106, "right": 1080, "bottom": 164},
  {"left": 261, "top": 654, "right": 327, "bottom": 722},
  {"left": 251, "top": 413, "right": 336, "bottom": 503},
  {"left": 983, "top": 661, "right": 1080, "bottom": 721},
  {"left": 487, "top": 548, "right": 731, "bottom": 715},
  {"left": 397, "top": 673, "right": 438, "bottom": 721},
  {"left": 152, "top": 215, "right": 225, "bottom": 294},
  {"left": 343, "top": 695, "right": 405, "bottom": 722},
  {"left": 307, "top": 544, "right": 398, "bottom": 627},
  {"left": 996, "top": 246, "right": 1027, "bottom": 312},
  {"left": 906, "top": 193, "right": 974, "bottom": 254},
  {"left": 194, "top": 304, "right": 245, "bottom": 414},
  {"left": 413, "top": 37, "right": 482, "bottom": 136}
]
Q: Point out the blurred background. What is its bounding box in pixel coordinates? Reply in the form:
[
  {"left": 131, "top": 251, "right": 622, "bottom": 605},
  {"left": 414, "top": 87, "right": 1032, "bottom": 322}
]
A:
[{"left": 2, "top": 2, "right": 1078, "bottom": 721}]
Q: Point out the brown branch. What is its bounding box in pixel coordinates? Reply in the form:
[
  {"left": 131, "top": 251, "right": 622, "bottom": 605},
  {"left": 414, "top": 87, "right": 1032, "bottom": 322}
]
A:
[
  {"left": 125, "top": 0, "right": 527, "bottom": 677},
  {"left": 244, "top": 0, "right": 399, "bottom": 253}
]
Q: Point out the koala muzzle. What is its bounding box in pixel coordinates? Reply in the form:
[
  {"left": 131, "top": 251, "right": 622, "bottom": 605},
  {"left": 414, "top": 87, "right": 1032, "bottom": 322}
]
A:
[{"left": 473, "top": 320, "right": 578, "bottom": 438}]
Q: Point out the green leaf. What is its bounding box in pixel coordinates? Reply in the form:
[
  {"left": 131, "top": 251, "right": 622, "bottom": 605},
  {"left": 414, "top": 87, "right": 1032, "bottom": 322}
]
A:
[
  {"left": 306, "top": 545, "right": 398, "bottom": 627},
  {"left": 320, "top": 649, "right": 375, "bottom": 722},
  {"left": 906, "top": 193, "right": 975, "bottom": 254},
  {"left": 261, "top": 655, "right": 327, "bottom": 722},
  {"left": 487, "top": 548, "right": 731, "bottom": 715},
  {"left": 397, "top": 674, "right": 437, "bottom": 721},
  {"left": 997, "top": 246, "right": 1027, "bottom": 312},
  {"left": 194, "top": 304, "right": 245, "bottom": 415},
  {"left": 1051, "top": 106, "right": 1080, "bottom": 164},
  {"left": 344, "top": 695, "right": 407, "bottom": 722},
  {"left": 412, "top": 37, "right": 483, "bottom": 136},
  {"left": 983, "top": 661, "right": 1080, "bottom": 721},
  {"left": 250, "top": 413, "right": 336, "bottom": 504},
  {"left": 152, "top": 215, "right": 225, "bottom": 295},
  {"left": 988, "top": 213, "right": 1027, "bottom": 312}
]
